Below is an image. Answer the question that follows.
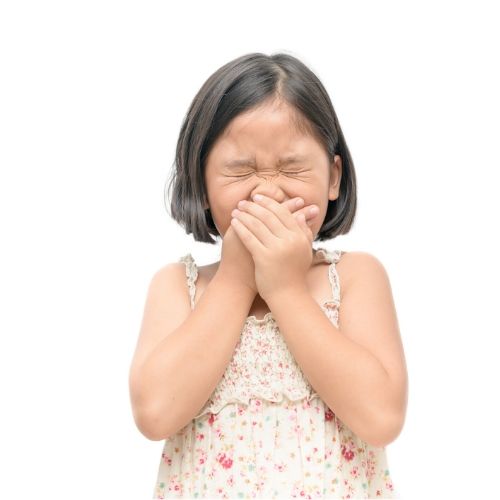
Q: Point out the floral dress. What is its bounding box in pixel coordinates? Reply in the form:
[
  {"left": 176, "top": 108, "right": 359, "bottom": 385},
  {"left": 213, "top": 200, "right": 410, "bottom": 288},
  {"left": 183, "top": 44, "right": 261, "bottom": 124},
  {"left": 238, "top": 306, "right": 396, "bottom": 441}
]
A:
[{"left": 152, "top": 247, "right": 398, "bottom": 499}]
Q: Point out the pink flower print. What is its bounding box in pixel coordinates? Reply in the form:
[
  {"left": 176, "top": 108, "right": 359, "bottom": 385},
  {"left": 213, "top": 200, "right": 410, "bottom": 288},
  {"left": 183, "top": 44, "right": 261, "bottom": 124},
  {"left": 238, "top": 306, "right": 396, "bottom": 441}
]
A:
[
  {"left": 196, "top": 432, "right": 205, "bottom": 441},
  {"left": 350, "top": 465, "right": 360, "bottom": 479},
  {"left": 341, "top": 440, "right": 356, "bottom": 461},
  {"left": 216, "top": 452, "right": 234, "bottom": 469},
  {"left": 343, "top": 479, "right": 355, "bottom": 498},
  {"left": 168, "top": 479, "right": 182, "bottom": 495},
  {"left": 336, "top": 418, "right": 344, "bottom": 432},
  {"left": 364, "top": 455, "right": 376, "bottom": 481},
  {"left": 325, "top": 408, "right": 334, "bottom": 421},
  {"left": 196, "top": 449, "right": 207, "bottom": 468},
  {"left": 274, "top": 461, "right": 287, "bottom": 473},
  {"left": 161, "top": 453, "right": 172, "bottom": 466},
  {"left": 208, "top": 413, "right": 215, "bottom": 426}
]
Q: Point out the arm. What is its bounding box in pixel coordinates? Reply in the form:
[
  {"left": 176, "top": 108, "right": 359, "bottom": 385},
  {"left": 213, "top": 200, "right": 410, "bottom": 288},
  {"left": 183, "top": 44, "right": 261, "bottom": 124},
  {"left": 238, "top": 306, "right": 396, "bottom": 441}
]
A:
[
  {"left": 266, "top": 252, "right": 408, "bottom": 448},
  {"left": 129, "top": 266, "right": 255, "bottom": 441}
]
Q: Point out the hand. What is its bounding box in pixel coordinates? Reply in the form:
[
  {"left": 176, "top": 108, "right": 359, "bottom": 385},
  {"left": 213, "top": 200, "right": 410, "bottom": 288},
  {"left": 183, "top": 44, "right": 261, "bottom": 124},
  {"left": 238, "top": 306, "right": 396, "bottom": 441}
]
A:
[
  {"left": 218, "top": 197, "right": 318, "bottom": 296},
  {"left": 218, "top": 222, "right": 256, "bottom": 295},
  {"left": 229, "top": 194, "right": 317, "bottom": 302}
]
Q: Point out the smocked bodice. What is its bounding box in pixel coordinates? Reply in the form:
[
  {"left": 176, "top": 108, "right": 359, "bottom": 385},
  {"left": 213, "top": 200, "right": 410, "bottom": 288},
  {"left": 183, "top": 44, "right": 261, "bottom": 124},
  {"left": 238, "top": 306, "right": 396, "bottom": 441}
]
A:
[{"left": 178, "top": 247, "right": 345, "bottom": 419}]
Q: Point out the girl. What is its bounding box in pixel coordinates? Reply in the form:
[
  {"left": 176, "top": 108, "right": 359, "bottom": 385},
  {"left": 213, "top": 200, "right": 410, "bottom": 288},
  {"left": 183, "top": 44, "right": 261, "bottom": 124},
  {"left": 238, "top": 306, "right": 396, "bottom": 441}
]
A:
[{"left": 129, "top": 52, "right": 407, "bottom": 499}]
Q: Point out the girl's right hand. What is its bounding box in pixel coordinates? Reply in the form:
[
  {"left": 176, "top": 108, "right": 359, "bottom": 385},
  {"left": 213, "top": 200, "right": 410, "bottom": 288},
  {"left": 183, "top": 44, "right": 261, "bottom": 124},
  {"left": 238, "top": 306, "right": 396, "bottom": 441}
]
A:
[{"left": 217, "top": 198, "right": 319, "bottom": 296}]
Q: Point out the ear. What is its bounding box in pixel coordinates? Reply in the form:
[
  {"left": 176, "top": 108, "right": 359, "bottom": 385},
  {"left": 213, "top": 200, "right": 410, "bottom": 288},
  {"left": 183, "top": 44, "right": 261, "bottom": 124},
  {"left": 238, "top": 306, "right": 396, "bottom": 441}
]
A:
[{"left": 328, "top": 155, "right": 342, "bottom": 201}]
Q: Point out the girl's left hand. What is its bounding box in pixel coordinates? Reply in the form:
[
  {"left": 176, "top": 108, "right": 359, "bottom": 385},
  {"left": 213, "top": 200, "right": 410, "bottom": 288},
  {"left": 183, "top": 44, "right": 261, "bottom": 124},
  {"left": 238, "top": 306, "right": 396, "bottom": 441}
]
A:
[{"left": 230, "top": 194, "right": 316, "bottom": 303}]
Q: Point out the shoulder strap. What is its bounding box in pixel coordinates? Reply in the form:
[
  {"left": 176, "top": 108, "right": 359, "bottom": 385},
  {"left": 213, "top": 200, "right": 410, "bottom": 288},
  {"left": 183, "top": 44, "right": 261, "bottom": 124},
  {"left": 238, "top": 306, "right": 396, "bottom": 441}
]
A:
[
  {"left": 315, "top": 247, "right": 346, "bottom": 305},
  {"left": 178, "top": 253, "right": 198, "bottom": 310}
]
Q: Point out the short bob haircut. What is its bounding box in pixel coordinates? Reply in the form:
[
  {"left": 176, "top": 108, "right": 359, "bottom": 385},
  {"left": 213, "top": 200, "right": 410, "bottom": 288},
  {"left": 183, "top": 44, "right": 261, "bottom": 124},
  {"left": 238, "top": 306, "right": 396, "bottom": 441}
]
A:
[{"left": 165, "top": 52, "right": 357, "bottom": 244}]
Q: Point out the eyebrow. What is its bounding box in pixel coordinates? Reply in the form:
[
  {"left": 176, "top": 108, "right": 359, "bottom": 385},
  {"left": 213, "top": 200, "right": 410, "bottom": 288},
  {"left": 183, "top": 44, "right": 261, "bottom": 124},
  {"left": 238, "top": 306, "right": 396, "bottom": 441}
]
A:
[{"left": 223, "top": 154, "right": 308, "bottom": 168}]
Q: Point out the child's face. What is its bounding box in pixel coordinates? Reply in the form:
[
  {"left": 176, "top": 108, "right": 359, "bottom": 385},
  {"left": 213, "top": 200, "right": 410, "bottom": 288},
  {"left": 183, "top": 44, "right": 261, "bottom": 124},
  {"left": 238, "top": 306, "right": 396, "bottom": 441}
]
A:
[{"left": 204, "top": 100, "right": 342, "bottom": 239}]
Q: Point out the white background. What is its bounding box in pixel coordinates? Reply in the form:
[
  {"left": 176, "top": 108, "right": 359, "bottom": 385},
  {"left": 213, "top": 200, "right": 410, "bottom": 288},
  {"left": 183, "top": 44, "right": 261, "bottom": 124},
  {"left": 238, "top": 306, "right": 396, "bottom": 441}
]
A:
[{"left": 1, "top": 1, "right": 499, "bottom": 499}]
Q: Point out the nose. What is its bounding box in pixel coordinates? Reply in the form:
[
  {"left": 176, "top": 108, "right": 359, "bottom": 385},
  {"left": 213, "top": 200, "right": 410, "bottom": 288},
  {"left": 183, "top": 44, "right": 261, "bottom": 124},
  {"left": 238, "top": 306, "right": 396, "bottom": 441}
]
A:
[{"left": 250, "top": 178, "right": 289, "bottom": 204}]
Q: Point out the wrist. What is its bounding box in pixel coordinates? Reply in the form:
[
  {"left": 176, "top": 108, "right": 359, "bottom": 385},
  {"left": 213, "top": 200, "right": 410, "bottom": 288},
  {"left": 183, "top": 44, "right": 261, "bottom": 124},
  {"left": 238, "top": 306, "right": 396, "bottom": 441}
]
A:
[
  {"left": 263, "top": 283, "right": 310, "bottom": 309},
  {"left": 213, "top": 269, "right": 257, "bottom": 300}
]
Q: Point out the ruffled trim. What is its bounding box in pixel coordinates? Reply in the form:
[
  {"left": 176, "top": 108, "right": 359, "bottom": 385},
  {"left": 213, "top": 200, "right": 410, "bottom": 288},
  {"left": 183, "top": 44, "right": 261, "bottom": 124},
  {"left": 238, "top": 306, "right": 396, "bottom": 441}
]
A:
[
  {"left": 244, "top": 300, "right": 339, "bottom": 326},
  {"left": 315, "top": 247, "right": 345, "bottom": 305},
  {"left": 194, "top": 389, "right": 322, "bottom": 419},
  {"left": 315, "top": 246, "right": 344, "bottom": 264},
  {"left": 178, "top": 253, "right": 197, "bottom": 309}
]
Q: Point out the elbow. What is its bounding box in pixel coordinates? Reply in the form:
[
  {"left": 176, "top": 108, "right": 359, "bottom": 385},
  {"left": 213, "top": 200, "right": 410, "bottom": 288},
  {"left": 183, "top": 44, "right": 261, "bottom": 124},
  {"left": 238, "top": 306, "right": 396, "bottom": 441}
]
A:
[
  {"left": 132, "top": 405, "right": 172, "bottom": 442},
  {"left": 365, "top": 377, "right": 408, "bottom": 448},
  {"left": 129, "top": 372, "right": 171, "bottom": 441},
  {"left": 364, "top": 411, "right": 405, "bottom": 448}
]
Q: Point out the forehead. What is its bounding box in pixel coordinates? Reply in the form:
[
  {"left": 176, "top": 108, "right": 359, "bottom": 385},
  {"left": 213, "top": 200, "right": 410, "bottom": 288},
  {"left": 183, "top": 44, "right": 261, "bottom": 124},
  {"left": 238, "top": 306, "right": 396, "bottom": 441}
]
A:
[
  {"left": 222, "top": 101, "right": 312, "bottom": 139},
  {"left": 209, "top": 102, "right": 323, "bottom": 161}
]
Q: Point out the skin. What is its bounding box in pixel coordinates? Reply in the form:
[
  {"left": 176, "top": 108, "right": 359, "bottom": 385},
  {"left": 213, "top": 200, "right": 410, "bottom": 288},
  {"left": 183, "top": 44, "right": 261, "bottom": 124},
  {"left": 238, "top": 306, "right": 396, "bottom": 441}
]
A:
[
  {"left": 200, "top": 98, "right": 408, "bottom": 447},
  {"left": 203, "top": 98, "right": 342, "bottom": 242},
  {"left": 129, "top": 99, "right": 407, "bottom": 450}
]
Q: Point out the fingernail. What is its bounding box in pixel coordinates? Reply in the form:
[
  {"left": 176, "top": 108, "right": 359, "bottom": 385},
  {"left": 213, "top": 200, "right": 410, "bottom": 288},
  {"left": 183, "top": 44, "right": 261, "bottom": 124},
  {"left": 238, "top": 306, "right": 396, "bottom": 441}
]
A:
[
  {"left": 295, "top": 198, "right": 304, "bottom": 207},
  {"left": 309, "top": 206, "right": 319, "bottom": 215}
]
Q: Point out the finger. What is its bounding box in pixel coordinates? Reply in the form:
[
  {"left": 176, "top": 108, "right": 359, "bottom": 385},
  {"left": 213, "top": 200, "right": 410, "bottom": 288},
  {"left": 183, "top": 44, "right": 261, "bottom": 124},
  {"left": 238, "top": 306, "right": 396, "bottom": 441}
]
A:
[
  {"left": 280, "top": 197, "right": 316, "bottom": 226},
  {"left": 256, "top": 194, "right": 319, "bottom": 232},
  {"left": 282, "top": 197, "right": 304, "bottom": 213},
  {"left": 231, "top": 206, "right": 278, "bottom": 248},
  {"left": 235, "top": 196, "right": 316, "bottom": 244},
  {"left": 297, "top": 212, "right": 314, "bottom": 242},
  {"left": 235, "top": 196, "right": 291, "bottom": 241},
  {"left": 230, "top": 215, "right": 266, "bottom": 256},
  {"left": 293, "top": 204, "right": 319, "bottom": 227},
  {"left": 250, "top": 194, "right": 301, "bottom": 235}
]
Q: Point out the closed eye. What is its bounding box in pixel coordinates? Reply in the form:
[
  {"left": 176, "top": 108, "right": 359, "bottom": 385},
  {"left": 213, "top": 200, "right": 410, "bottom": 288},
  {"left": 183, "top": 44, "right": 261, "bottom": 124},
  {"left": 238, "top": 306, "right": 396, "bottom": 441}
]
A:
[{"left": 231, "top": 171, "right": 302, "bottom": 178}]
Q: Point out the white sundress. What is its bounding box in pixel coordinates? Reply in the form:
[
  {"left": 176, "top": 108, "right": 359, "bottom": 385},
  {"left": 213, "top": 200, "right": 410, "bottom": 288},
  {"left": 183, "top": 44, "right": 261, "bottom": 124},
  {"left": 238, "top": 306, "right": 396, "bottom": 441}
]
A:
[{"left": 152, "top": 247, "right": 398, "bottom": 499}]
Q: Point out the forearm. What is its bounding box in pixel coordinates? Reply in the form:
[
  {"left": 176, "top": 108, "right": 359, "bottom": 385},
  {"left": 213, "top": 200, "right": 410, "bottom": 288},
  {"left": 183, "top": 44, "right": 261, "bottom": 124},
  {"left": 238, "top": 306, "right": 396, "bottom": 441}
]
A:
[
  {"left": 139, "top": 273, "right": 255, "bottom": 440},
  {"left": 266, "top": 287, "right": 395, "bottom": 448}
]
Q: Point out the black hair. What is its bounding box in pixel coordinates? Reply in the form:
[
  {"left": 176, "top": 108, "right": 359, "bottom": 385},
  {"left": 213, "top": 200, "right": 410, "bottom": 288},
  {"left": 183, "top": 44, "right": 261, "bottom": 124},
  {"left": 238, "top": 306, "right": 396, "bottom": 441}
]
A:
[{"left": 165, "top": 51, "right": 357, "bottom": 243}]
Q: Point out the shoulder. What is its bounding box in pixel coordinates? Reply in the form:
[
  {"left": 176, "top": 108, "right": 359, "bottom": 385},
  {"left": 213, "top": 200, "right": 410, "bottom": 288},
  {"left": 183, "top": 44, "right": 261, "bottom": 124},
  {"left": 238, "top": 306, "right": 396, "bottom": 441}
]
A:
[
  {"left": 337, "top": 251, "right": 392, "bottom": 299},
  {"left": 147, "top": 261, "right": 189, "bottom": 299},
  {"left": 151, "top": 256, "right": 215, "bottom": 294},
  {"left": 154, "top": 257, "right": 190, "bottom": 279}
]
